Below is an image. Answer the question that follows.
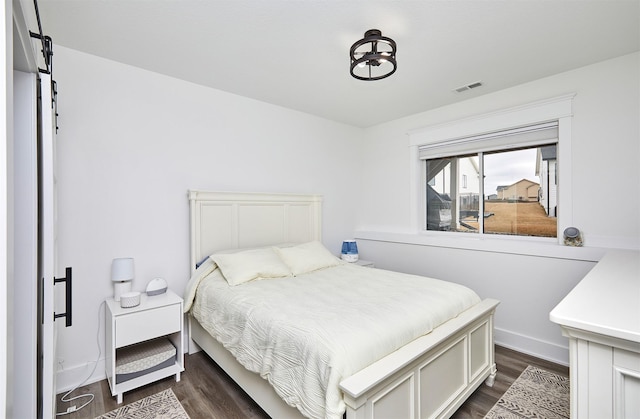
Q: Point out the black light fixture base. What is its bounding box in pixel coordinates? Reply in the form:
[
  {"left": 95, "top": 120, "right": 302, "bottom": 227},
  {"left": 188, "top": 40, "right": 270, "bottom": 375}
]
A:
[{"left": 350, "top": 29, "right": 397, "bottom": 81}]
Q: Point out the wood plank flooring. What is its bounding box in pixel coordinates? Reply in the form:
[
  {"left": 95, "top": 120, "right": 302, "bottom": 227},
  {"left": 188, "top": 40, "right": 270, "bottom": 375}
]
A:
[{"left": 56, "top": 345, "right": 568, "bottom": 419}]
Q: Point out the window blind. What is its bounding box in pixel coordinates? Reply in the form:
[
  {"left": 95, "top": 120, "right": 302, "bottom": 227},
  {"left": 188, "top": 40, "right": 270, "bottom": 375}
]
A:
[{"left": 418, "top": 121, "right": 558, "bottom": 160}]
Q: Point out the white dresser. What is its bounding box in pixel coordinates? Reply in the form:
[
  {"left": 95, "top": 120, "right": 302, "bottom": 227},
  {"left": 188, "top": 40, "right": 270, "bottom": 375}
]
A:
[{"left": 550, "top": 249, "right": 640, "bottom": 419}]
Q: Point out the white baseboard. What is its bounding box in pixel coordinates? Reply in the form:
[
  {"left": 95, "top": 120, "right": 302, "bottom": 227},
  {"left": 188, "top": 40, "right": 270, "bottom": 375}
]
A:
[
  {"left": 495, "top": 327, "right": 569, "bottom": 366},
  {"left": 56, "top": 358, "right": 106, "bottom": 394}
]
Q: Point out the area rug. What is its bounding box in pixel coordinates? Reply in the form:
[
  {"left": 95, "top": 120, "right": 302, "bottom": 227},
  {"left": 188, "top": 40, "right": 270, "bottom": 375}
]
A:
[
  {"left": 484, "top": 365, "right": 569, "bottom": 419},
  {"left": 95, "top": 388, "right": 190, "bottom": 419}
]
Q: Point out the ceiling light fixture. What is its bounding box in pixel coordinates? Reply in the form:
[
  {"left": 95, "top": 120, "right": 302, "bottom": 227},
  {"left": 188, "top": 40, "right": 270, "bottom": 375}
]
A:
[{"left": 350, "top": 29, "right": 397, "bottom": 81}]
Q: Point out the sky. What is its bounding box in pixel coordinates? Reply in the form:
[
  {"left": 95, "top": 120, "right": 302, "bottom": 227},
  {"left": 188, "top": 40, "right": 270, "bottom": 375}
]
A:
[{"left": 483, "top": 148, "right": 538, "bottom": 196}]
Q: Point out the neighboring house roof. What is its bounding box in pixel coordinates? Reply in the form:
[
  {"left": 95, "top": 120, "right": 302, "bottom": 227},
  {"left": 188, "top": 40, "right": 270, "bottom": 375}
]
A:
[
  {"left": 512, "top": 178, "right": 538, "bottom": 187},
  {"left": 498, "top": 179, "right": 539, "bottom": 193}
]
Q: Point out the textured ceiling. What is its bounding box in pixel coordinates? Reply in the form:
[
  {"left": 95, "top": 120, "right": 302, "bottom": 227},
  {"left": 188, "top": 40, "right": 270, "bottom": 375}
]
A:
[{"left": 36, "top": 0, "right": 640, "bottom": 127}]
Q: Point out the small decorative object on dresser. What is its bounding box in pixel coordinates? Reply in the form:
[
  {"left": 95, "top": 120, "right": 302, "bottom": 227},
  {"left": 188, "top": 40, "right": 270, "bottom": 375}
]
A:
[
  {"left": 563, "top": 226, "right": 583, "bottom": 246},
  {"left": 105, "top": 289, "right": 184, "bottom": 404}
]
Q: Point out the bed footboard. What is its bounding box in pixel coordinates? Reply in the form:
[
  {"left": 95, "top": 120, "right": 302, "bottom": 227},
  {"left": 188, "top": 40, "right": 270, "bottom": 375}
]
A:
[{"left": 339, "top": 298, "right": 499, "bottom": 419}]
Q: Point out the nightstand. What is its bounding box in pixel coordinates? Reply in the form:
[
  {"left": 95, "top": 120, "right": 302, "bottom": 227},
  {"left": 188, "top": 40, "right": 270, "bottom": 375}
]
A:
[
  {"left": 105, "top": 289, "right": 184, "bottom": 404},
  {"left": 354, "top": 259, "right": 374, "bottom": 268}
]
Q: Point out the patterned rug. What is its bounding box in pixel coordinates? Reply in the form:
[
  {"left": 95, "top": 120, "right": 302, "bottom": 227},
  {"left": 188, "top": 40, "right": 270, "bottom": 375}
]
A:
[
  {"left": 95, "top": 389, "right": 190, "bottom": 419},
  {"left": 485, "top": 365, "right": 569, "bottom": 419}
]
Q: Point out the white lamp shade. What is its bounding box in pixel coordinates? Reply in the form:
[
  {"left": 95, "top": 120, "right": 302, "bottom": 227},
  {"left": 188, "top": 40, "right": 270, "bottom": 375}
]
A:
[{"left": 111, "top": 258, "right": 134, "bottom": 282}]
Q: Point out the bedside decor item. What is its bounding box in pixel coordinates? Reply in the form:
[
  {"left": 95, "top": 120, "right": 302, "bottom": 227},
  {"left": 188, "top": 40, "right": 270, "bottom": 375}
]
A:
[
  {"left": 111, "top": 258, "right": 134, "bottom": 301},
  {"left": 563, "top": 227, "right": 583, "bottom": 246},
  {"left": 341, "top": 239, "right": 359, "bottom": 262},
  {"left": 146, "top": 278, "right": 168, "bottom": 296},
  {"left": 120, "top": 291, "right": 141, "bottom": 308},
  {"left": 350, "top": 29, "right": 397, "bottom": 81}
]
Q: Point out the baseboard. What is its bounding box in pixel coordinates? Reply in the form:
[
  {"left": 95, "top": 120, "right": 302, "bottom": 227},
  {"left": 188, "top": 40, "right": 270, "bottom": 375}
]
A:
[
  {"left": 495, "top": 327, "right": 569, "bottom": 366},
  {"left": 56, "top": 358, "right": 106, "bottom": 394}
]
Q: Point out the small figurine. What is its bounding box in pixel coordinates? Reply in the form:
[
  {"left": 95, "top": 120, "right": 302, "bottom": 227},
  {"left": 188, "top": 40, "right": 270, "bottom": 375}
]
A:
[{"left": 563, "top": 227, "right": 583, "bottom": 247}]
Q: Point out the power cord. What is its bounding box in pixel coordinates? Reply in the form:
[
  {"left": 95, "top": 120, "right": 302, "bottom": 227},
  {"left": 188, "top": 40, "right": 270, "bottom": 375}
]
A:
[{"left": 56, "top": 301, "right": 104, "bottom": 415}]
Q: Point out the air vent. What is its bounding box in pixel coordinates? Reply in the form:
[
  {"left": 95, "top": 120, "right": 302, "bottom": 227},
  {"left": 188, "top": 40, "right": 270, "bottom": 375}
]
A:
[{"left": 454, "top": 81, "right": 483, "bottom": 93}]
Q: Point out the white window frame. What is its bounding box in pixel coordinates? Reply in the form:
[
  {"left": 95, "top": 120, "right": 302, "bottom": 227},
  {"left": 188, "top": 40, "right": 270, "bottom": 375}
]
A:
[{"left": 408, "top": 94, "right": 575, "bottom": 245}]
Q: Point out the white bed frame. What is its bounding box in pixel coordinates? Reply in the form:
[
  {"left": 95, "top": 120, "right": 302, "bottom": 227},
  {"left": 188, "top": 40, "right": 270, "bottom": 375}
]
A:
[{"left": 187, "top": 190, "right": 499, "bottom": 419}]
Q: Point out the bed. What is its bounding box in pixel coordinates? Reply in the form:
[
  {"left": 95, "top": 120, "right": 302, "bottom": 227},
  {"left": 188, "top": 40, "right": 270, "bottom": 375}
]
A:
[{"left": 185, "top": 190, "right": 499, "bottom": 419}]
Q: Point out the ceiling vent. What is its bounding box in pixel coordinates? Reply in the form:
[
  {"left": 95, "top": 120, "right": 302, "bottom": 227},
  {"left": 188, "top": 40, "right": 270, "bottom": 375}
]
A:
[{"left": 454, "top": 81, "right": 483, "bottom": 93}]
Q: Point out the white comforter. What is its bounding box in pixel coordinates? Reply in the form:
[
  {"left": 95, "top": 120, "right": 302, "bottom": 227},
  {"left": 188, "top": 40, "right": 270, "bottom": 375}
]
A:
[{"left": 190, "top": 263, "right": 480, "bottom": 419}]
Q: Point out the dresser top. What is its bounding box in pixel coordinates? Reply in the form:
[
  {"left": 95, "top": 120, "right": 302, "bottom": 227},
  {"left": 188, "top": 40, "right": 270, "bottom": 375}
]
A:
[{"left": 550, "top": 249, "right": 640, "bottom": 343}]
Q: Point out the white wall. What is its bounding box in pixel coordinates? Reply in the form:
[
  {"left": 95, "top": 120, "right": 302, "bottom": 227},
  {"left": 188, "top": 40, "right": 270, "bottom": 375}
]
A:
[
  {"left": 53, "top": 46, "right": 639, "bottom": 388},
  {"left": 53, "top": 46, "right": 363, "bottom": 389},
  {"left": 1, "top": 1, "right": 10, "bottom": 414},
  {"left": 355, "top": 53, "right": 640, "bottom": 364}
]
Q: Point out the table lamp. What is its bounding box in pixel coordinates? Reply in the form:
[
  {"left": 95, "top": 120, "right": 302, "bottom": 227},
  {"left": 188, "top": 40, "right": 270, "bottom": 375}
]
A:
[{"left": 111, "top": 257, "right": 134, "bottom": 301}]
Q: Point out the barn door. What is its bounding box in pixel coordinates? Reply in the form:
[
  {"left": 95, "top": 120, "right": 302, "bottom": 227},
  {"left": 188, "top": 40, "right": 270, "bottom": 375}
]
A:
[{"left": 38, "top": 72, "right": 57, "bottom": 419}]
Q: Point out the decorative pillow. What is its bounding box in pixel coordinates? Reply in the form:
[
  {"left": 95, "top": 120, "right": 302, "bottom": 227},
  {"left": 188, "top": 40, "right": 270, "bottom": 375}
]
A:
[
  {"left": 275, "top": 241, "right": 340, "bottom": 276},
  {"left": 211, "top": 247, "right": 292, "bottom": 286}
]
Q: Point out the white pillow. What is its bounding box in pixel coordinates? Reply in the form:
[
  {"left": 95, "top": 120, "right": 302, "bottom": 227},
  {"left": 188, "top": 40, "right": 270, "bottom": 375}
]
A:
[
  {"left": 275, "top": 241, "right": 340, "bottom": 276},
  {"left": 183, "top": 257, "right": 216, "bottom": 313},
  {"left": 211, "top": 247, "right": 292, "bottom": 286}
]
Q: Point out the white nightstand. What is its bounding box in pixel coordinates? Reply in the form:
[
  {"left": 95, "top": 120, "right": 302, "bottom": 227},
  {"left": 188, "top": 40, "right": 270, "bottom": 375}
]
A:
[
  {"left": 105, "top": 289, "right": 184, "bottom": 404},
  {"left": 354, "top": 259, "right": 374, "bottom": 268}
]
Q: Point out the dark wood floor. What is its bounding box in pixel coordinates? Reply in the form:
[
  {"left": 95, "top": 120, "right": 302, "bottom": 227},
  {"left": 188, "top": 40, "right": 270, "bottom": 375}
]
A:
[{"left": 56, "top": 345, "right": 568, "bottom": 419}]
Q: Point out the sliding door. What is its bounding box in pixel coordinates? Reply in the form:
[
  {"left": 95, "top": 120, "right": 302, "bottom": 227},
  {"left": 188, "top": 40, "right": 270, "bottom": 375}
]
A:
[
  {"left": 13, "top": 70, "right": 57, "bottom": 419},
  {"left": 12, "top": 2, "right": 60, "bottom": 417},
  {"left": 38, "top": 72, "right": 57, "bottom": 419},
  {"left": 13, "top": 70, "right": 39, "bottom": 419}
]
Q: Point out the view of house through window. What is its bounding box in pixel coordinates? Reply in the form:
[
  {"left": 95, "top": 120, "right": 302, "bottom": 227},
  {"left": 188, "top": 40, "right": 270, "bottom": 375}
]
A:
[{"left": 425, "top": 144, "right": 557, "bottom": 237}]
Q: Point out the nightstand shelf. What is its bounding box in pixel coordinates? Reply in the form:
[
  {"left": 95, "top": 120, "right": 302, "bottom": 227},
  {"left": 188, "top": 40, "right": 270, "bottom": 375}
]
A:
[{"left": 105, "top": 290, "right": 184, "bottom": 404}]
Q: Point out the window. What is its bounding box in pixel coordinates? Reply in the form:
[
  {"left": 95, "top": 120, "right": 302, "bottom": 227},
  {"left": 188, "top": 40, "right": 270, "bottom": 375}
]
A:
[{"left": 421, "top": 122, "right": 558, "bottom": 237}]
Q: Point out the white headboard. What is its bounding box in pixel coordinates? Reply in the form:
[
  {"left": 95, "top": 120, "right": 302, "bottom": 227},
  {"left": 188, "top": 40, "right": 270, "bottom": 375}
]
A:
[{"left": 189, "top": 190, "right": 323, "bottom": 271}]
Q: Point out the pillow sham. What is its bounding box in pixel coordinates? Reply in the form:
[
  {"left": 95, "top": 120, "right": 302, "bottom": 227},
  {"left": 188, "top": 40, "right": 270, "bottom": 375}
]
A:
[
  {"left": 275, "top": 240, "right": 340, "bottom": 276},
  {"left": 183, "top": 257, "right": 217, "bottom": 313},
  {"left": 211, "top": 247, "right": 292, "bottom": 286}
]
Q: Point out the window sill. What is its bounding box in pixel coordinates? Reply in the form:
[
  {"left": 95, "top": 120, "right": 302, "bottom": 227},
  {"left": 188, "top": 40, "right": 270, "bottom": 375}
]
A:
[{"left": 354, "top": 230, "right": 607, "bottom": 262}]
